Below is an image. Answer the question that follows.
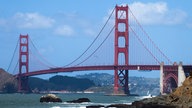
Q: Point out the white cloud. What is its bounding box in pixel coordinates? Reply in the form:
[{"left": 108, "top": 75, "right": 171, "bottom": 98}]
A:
[
  {"left": 13, "top": 12, "right": 55, "bottom": 29},
  {"left": 129, "top": 2, "right": 187, "bottom": 25},
  {"left": 54, "top": 25, "right": 74, "bottom": 36},
  {"left": 84, "top": 28, "right": 96, "bottom": 36},
  {"left": 104, "top": 2, "right": 187, "bottom": 26},
  {"left": 39, "top": 45, "right": 54, "bottom": 54},
  {"left": 103, "top": 9, "right": 115, "bottom": 26}
]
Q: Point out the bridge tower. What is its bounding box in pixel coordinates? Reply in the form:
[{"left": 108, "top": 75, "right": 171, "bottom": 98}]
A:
[
  {"left": 18, "top": 34, "right": 29, "bottom": 92},
  {"left": 114, "top": 5, "right": 129, "bottom": 95}
]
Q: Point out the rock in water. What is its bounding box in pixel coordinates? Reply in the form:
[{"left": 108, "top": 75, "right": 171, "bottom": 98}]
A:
[
  {"left": 40, "top": 94, "right": 62, "bottom": 102},
  {"left": 67, "top": 98, "right": 91, "bottom": 103},
  {"left": 86, "top": 105, "right": 105, "bottom": 108},
  {"left": 106, "top": 104, "right": 132, "bottom": 108}
]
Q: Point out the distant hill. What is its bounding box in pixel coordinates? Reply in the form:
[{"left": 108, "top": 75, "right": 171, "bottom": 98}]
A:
[
  {"left": 29, "top": 75, "right": 95, "bottom": 92},
  {"left": 0, "top": 70, "right": 95, "bottom": 93},
  {"left": 77, "top": 73, "right": 160, "bottom": 96},
  {"left": 76, "top": 73, "right": 113, "bottom": 86},
  {"left": 0, "top": 68, "right": 17, "bottom": 93},
  {"left": 49, "top": 75, "right": 95, "bottom": 91},
  {"left": 28, "top": 77, "right": 56, "bottom": 91},
  {"left": 129, "top": 76, "right": 160, "bottom": 95},
  {"left": 0, "top": 68, "right": 160, "bottom": 95}
]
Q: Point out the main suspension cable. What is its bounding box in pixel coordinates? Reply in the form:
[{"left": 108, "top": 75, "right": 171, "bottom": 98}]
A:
[
  {"left": 128, "top": 7, "right": 172, "bottom": 64},
  {"left": 29, "top": 37, "right": 57, "bottom": 68},
  {"left": 7, "top": 39, "right": 19, "bottom": 72},
  {"left": 64, "top": 7, "right": 116, "bottom": 67},
  {"left": 75, "top": 9, "right": 126, "bottom": 66}
]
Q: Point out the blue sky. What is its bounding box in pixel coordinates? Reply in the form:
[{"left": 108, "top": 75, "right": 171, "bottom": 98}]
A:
[{"left": 1, "top": 0, "right": 192, "bottom": 78}]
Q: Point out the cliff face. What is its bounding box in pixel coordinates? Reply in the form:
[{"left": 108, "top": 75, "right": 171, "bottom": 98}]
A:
[
  {"left": 168, "top": 76, "right": 192, "bottom": 104},
  {"left": 132, "top": 76, "right": 192, "bottom": 108},
  {"left": 0, "top": 68, "right": 17, "bottom": 93}
]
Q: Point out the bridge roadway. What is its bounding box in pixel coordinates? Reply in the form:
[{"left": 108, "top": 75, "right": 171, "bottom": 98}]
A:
[{"left": 16, "top": 65, "right": 184, "bottom": 77}]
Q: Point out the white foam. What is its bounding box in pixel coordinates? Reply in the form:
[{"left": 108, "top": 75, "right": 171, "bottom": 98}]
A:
[{"left": 51, "top": 106, "right": 61, "bottom": 108}]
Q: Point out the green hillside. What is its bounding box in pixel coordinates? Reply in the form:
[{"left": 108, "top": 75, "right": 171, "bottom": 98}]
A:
[{"left": 29, "top": 75, "right": 95, "bottom": 92}]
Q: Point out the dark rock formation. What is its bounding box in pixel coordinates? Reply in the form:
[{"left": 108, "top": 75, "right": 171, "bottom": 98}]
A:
[
  {"left": 106, "top": 104, "right": 133, "bottom": 108},
  {"left": 40, "top": 94, "right": 62, "bottom": 102},
  {"left": 86, "top": 105, "right": 105, "bottom": 108},
  {"left": 67, "top": 98, "right": 91, "bottom": 103},
  {"left": 132, "top": 100, "right": 176, "bottom": 108}
]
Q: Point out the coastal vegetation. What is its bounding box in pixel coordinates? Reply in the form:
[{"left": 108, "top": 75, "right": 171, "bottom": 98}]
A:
[{"left": 29, "top": 75, "right": 95, "bottom": 92}]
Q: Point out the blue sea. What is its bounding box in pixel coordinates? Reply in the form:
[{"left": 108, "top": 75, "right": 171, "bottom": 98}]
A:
[{"left": 0, "top": 93, "right": 146, "bottom": 108}]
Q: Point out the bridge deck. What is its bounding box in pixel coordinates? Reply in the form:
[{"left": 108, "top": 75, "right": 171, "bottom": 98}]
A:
[{"left": 16, "top": 65, "right": 183, "bottom": 77}]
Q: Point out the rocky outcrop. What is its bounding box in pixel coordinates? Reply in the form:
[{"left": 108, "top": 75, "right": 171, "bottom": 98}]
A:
[
  {"left": 128, "top": 76, "right": 192, "bottom": 108},
  {"left": 40, "top": 94, "right": 62, "bottom": 102},
  {"left": 168, "top": 76, "right": 192, "bottom": 103},
  {"left": 132, "top": 99, "right": 176, "bottom": 108},
  {"left": 67, "top": 98, "right": 91, "bottom": 103},
  {"left": 166, "top": 76, "right": 192, "bottom": 107},
  {"left": 86, "top": 105, "right": 105, "bottom": 108},
  {"left": 106, "top": 104, "right": 133, "bottom": 108}
]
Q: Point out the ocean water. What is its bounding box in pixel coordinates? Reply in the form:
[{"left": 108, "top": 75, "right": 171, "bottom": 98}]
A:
[{"left": 0, "top": 93, "right": 145, "bottom": 108}]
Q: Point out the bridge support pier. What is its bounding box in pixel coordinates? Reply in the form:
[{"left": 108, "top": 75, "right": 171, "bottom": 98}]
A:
[
  {"left": 114, "top": 69, "right": 129, "bottom": 95},
  {"left": 160, "top": 62, "right": 178, "bottom": 94},
  {"left": 18, "top": 76, "right": 29, "bottom": 93},
  {"left": 160, "top": 62, "right": 164, "bottom": 94},
  {"left": 178, "top": 62, "right": 186, "bottom": 87},
  {"left": 160, "top": 62, "right": 186, "bottom": 95}
]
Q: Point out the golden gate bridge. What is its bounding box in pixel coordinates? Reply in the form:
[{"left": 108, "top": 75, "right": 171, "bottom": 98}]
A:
[{"left": 7, "top": 5, "right": 192, "bottom": 95}]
